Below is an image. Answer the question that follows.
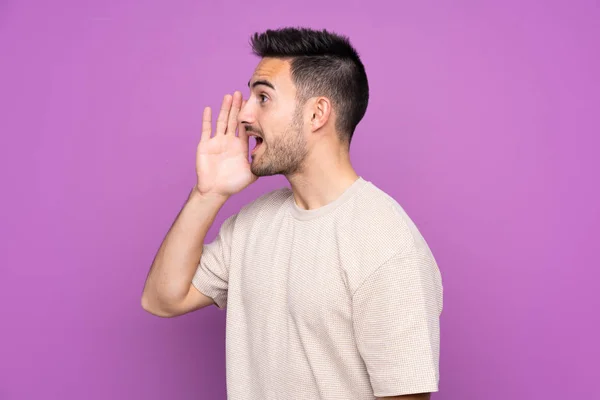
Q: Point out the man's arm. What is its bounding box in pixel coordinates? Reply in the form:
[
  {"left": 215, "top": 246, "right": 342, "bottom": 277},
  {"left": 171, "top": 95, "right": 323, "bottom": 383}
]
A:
[
  {"left": 141, "top": 188, "right": 228, "bottom": 317},
  {"left": 378, "top": 393, "right": 431, "bottom": 400},
  {"left": 141, "top": 91, "right": 256, "bottom": 317}
]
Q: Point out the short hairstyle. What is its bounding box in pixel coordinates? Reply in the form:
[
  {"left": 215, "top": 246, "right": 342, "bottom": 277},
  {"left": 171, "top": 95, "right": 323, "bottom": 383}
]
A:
[{"left": 250, "top": 27, "right": 369, "bottom": 146}]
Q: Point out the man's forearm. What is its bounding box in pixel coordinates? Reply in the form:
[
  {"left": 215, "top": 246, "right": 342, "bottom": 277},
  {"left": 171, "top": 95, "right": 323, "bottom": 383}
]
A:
[{"left": 141, "top": 186, "right": 228, "bottom": 312}]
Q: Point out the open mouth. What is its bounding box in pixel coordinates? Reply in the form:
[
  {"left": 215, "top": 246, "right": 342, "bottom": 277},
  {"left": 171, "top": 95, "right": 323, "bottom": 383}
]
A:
[{"left": 251, "top": 136, "right": 264, "bottom": 155}]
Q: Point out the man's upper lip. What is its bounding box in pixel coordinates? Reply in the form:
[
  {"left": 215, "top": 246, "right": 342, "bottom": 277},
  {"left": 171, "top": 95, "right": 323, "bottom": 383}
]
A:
[{"left": 247, "top": 132, "right": 262, "bottom": 138}]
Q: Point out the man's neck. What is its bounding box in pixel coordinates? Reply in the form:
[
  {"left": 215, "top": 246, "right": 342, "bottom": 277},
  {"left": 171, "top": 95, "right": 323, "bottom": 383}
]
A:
[{"left": 286, "top": 147, "right": 359, "bottom": 211}]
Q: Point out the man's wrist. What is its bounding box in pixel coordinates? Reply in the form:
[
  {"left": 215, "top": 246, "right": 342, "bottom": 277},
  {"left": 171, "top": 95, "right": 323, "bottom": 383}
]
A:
[{"left": 190, "top": 184, "right": 229, "bottom": 204}]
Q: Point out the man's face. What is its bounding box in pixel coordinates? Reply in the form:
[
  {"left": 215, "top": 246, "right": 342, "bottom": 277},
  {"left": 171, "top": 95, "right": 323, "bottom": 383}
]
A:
[{"left": 238, "top": 57, "right": 309, "bottom": 177}]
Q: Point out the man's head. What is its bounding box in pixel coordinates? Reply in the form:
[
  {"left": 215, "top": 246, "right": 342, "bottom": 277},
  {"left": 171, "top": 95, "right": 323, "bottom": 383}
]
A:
[{"left": 238, "top": 27, "right": 369, "bottom": 177}]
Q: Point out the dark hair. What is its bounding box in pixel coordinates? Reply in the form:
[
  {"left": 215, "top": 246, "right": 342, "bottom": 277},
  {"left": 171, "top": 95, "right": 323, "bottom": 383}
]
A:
[{"left": 250, "top": 27, "right": 369, "bottom": 146}]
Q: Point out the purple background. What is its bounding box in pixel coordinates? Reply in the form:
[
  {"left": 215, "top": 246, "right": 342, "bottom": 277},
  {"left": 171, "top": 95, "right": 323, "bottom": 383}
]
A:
[{"left": 1, "top": 1, "right": 598, "bottom": 399}]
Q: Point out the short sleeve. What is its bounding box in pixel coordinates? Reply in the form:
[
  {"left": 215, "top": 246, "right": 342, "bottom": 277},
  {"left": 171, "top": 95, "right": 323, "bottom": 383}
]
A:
[
  {"left": 352, "top": 250, "right": 443, "bottom": 397},
  {"left": 191, "top": 213, "right": 237, "bottom": 310}
]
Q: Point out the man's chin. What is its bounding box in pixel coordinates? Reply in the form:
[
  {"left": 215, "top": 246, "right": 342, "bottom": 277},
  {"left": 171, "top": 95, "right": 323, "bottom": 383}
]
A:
[
  {"left": 251, "top": 163, "right": 279, "bottom": 178},
  {"left": 250, "top": 160, "right": 263, "bottom": 177}
]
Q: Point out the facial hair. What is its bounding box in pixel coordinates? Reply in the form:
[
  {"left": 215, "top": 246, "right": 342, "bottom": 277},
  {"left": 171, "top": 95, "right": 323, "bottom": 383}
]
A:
[{"left": 250, "top": 107, "right": 308, "bottom": 177}]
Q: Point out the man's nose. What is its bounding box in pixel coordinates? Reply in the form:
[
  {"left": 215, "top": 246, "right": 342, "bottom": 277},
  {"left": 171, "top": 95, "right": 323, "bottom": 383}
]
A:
[{"left": 238, "top": 99, "right": 253, "bottom": 125}]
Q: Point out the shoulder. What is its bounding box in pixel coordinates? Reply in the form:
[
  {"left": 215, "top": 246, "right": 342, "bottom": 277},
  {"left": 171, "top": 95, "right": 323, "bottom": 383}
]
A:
[
  {"left": 220, "top": 186, "right": 292, "bottom": 238},
  {"left": 235, "top": 186, "right": 293, "bottom": 222},
  {"left": 346, "top": 181, "right": 431, "bottom": 255},
  {"left": 339, "top": 181, "right": 436, "bottom": 289}
]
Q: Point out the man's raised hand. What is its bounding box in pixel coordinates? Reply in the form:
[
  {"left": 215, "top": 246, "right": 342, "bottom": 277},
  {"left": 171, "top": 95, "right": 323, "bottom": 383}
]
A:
[{"left": 195, "top": 91, "right": 257, "bottom": 199}]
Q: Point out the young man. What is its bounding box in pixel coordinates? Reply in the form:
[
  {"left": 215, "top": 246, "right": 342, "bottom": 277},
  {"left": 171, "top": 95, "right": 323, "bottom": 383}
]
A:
[{"left": 142, "top": 27, "right": 443, "bottom": 400}]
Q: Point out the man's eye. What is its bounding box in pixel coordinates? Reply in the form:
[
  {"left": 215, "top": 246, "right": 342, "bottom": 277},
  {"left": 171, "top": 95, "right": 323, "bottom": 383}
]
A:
[{"left": 259, "top": 94, "right": 268, "bottom": 103}]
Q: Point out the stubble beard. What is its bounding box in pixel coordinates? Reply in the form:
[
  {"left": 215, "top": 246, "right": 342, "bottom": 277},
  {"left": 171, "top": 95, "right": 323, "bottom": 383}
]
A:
[{"left": 251, "top": 110, "right": 308, "bottom": 177}]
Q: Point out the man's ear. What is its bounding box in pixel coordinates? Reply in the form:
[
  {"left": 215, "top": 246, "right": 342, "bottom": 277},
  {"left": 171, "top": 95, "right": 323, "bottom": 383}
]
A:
[{"left": 310, "top": 96, "right": 332, "bottom": 132}]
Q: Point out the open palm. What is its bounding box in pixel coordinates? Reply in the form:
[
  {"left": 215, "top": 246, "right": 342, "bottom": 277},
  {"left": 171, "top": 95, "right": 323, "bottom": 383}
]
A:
[{"left": 196, "top": 92, "right": 258, "bottom": 198}]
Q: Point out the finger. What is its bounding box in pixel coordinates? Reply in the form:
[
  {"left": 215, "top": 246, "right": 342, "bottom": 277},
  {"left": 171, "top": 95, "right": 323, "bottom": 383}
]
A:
[
  {"left": 200, "top": 107, "right": 211, "bottom": 143},
  {"left": 238, "top": 118, "right": 248, "bottom": 144},
  {"left": 226, "top": 91, "right": 242, "bottom": 135},
  {"left": 215, "top": 94, "right": 232, "bottom": 136},
  {"left": 236, "top": 100, "right": 247, "bottom": 137}
]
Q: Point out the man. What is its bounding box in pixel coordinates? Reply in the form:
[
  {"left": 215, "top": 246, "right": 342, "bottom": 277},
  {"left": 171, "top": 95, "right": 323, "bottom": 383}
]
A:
[{"left": 142, "top": 27, "right": 443, "bottom": 400}]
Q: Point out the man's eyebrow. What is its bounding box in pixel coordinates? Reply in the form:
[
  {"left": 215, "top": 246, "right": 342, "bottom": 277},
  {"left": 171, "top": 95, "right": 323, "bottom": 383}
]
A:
[{"left": 248, "top": 79, "right": 276, "bottom": 91}]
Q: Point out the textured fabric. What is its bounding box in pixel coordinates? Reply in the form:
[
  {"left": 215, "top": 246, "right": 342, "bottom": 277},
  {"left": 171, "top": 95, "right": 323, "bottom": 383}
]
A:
[{"left": 192, "top": 177, "right": 443, "bottom": 399}]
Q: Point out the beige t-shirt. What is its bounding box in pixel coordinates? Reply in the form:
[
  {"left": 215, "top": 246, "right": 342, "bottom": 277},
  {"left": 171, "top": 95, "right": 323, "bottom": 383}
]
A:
[{"left": 192, "top": 177, "right": 443, "bottom": 399}]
